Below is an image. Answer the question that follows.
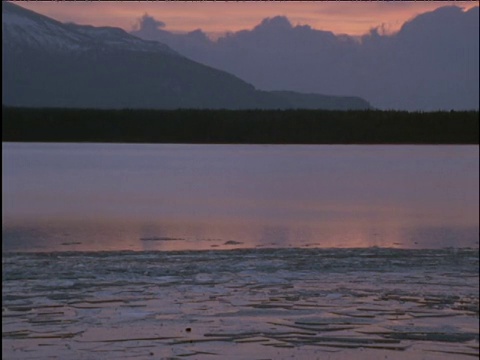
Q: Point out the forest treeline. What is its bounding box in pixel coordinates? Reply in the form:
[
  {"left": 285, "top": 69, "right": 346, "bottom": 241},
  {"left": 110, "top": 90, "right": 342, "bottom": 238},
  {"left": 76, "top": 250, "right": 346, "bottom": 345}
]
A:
[{"left": 2, "top": 107, "right": 478, "bottom": 144}]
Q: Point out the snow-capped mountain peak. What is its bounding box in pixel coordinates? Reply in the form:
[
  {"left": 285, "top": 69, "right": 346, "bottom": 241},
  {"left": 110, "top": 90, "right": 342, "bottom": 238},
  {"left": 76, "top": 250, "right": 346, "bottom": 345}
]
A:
[{"left": 2, "top": 1, "right": 178, "bottom": 55}]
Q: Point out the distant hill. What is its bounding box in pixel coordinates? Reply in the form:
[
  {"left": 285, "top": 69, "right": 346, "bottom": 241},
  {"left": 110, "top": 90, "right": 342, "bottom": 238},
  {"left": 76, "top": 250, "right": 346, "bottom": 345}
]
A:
[{"left": 2, "top": 2, "right": 371, "bottom": 110}]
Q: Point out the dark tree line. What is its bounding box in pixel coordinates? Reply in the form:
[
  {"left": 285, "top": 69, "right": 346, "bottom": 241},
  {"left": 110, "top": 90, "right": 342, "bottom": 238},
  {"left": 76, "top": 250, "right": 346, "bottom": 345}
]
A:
[{"left": 2, "top": 107, "right": 478, "bottom": 144}]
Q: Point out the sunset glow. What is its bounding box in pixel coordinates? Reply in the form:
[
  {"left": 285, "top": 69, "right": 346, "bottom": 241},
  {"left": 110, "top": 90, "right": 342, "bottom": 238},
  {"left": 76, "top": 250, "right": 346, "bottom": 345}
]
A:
[{"left": 14, "top": 1, "right": 478, "bottom": 38}]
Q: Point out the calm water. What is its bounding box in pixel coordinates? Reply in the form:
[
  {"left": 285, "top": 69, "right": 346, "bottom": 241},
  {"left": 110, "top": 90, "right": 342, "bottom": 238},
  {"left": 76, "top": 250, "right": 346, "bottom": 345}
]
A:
[{"left": 2, "top": 143, "right": 479, "bottom": 252}]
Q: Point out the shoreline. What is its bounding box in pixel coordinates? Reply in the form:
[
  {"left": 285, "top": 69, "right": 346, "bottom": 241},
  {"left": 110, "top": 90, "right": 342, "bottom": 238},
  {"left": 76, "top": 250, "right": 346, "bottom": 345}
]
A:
[{"left": 3, "top": 108, "right": 478, "bottom": 145}]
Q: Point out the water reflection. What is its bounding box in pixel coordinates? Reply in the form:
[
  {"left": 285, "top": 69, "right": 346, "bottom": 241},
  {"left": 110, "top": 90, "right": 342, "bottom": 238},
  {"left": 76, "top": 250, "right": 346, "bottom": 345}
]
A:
[
  {"left": 2, "top": 218, "right": 478, "bottom": 253},
  {"left": 2, "top": 143, "right": 479, "bottom": 252}
]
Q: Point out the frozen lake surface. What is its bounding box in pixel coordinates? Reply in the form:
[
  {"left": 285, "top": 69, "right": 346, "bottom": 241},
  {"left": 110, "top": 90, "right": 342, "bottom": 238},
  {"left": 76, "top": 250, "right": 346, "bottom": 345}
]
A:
[{"left": 2, "top": 248, "right": 479, "bottom": 359}]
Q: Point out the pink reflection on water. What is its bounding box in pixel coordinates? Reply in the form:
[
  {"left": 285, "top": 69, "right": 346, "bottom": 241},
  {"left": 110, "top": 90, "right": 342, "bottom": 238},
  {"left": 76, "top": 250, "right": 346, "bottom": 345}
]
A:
[{"left": 3, "top": 214, "right": 478, "bottom": 253}]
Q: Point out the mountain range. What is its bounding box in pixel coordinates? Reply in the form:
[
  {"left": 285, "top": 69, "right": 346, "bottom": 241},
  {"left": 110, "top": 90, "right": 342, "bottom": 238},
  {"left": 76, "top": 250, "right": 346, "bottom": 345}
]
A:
[
  {"left": 2, "top": 2, "right": 371, "bottom": 110},
  {"left": 132, "top": 6, "right": 479, "bottom": 111}
]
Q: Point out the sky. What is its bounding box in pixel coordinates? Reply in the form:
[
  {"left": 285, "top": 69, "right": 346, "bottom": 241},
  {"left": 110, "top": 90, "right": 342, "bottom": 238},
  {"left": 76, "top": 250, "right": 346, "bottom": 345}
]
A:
[
  {"left": 15, "top": 1, "right": 479, "bottom": 39},
  {"left": 6, "top": 1, "right": 479, "bottom": 110}
]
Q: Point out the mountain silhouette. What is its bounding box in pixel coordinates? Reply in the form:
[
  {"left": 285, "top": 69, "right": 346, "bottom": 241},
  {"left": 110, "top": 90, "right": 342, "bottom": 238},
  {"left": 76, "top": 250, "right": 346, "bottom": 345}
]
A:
[
  {"left": 132, "top": 7, "right": 479, "bottom": 111},
  {"left": 2, "top": 2, "right": 371, "bottom": 110}
]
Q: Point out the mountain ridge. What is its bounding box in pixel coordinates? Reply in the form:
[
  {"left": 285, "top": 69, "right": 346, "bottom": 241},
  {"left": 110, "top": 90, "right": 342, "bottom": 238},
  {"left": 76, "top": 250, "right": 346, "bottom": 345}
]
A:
[{"left": 2, "top": 2, "right": 371, "bottom": 110}]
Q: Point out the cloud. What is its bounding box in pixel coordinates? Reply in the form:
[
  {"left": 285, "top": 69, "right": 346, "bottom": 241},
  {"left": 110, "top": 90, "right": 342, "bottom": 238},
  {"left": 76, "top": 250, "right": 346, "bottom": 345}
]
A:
[
  {"left": 133, "top": 13, "right": 165, "bottom": 32},
  {"left": 17, "top": 1, "right": 478, "bottom": 37},
  {"left": 131, "top": 6, "right": 479, "bottom": 111},
  {"left": 255, "top": 16, "right": 292, "bottom": 31}
]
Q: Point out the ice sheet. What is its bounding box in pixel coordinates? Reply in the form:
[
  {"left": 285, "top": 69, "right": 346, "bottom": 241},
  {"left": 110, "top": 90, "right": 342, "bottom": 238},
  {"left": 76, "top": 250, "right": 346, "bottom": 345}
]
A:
[{"left": 2, "top": 248, "right": 479, "bottom": 359}]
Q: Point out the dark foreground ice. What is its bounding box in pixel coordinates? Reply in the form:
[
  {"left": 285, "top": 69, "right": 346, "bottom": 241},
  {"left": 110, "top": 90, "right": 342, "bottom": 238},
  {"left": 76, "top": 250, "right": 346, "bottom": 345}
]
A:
[{"left": 2, "top": 248, "right": 479, "bottom": 359}]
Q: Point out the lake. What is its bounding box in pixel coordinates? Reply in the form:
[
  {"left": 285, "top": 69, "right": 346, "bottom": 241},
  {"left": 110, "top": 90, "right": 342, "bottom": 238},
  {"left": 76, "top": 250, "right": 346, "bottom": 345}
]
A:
[
  {"left": 2, "top": 143, "right": 479, "bottom": 252},
  {"left": 2, "top": 142, "right": 479, "bottom": 359}
]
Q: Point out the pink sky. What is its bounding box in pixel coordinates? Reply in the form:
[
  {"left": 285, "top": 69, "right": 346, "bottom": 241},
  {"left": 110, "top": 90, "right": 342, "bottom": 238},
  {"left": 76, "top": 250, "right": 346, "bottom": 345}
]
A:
[{"left": 13, "top": 1, "right": 479, "bottom": 38}]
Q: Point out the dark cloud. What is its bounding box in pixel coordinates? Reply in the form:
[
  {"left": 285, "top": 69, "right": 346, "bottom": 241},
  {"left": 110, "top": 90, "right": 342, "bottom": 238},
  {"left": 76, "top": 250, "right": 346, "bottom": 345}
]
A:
[
  {"left": 255, "top": 16, "right": 292, "bottom": 31},
  {"left": 131, "top": 6, "right": 479, "bottom": 110},
  {"left": 131, "top": 14, "right": 210, "bottom": 48},
  {"left": 133, "top": 13, "right": 165, "bottom": 33}
]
